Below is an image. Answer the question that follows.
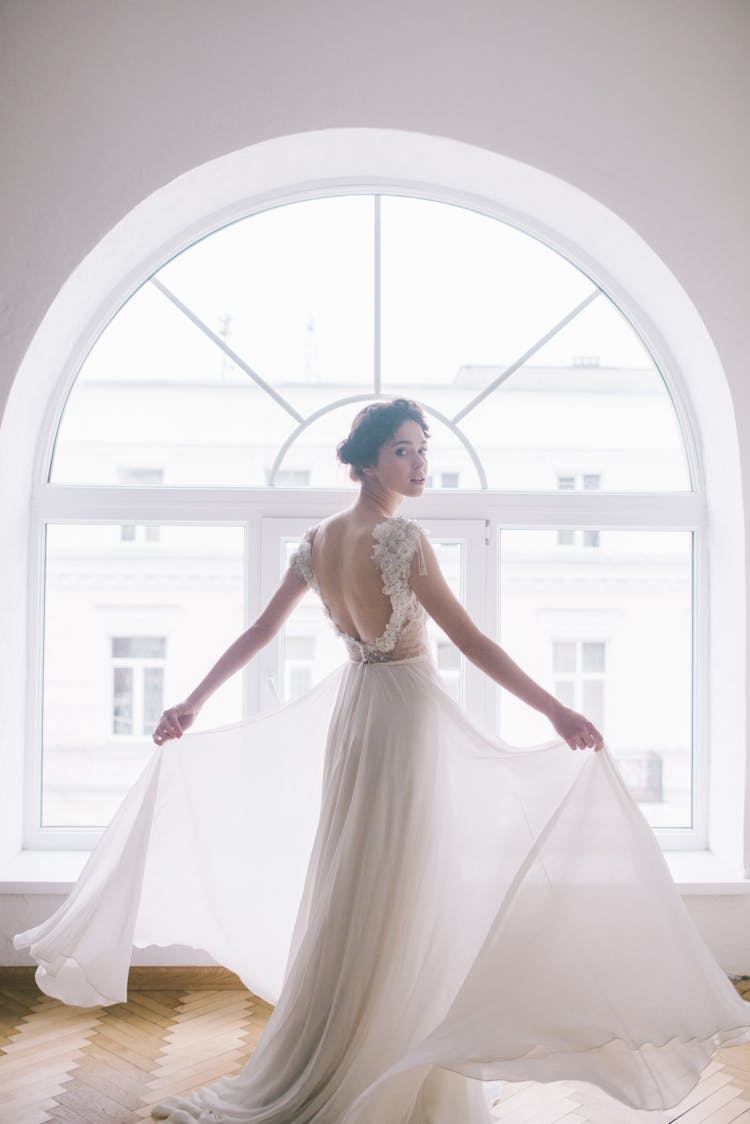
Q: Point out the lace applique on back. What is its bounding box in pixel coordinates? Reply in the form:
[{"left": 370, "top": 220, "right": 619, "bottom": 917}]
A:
[{"left": 288, "top": 517, "right": 428, "bottom": 662}]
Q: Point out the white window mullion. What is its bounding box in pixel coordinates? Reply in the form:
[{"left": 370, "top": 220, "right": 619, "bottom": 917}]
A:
[
  {"left": 692, "top": 524, "right": 707, "bottom": 848},
  {"left": 373, "top": 194, "right": 381, "bottom": 395},
  {"left": 244, "top": 512, "right": 262, "bottom": 718},
  {"left": 32, "top": 485, "right": 705, "bottom": 527},
  {"left": 24, "top": 517, "right": 48, "bottom": 847},
  {"left": 29, "top": 490, "right": 704, "bottom": 850}
]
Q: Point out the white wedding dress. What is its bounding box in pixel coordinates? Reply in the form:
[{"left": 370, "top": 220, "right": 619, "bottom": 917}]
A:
[{"left": 14, "top": 515, "right": 750, "bottom": 1123}]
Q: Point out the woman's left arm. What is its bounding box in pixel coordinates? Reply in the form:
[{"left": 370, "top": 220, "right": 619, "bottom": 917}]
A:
[{"left": 411, "top": 534, "right": 603, "bottom": 752}]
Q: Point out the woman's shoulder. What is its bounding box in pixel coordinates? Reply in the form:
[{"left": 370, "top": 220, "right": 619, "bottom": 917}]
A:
[
  {"left": 373, "top": 514, "right": 427, "bottom": 543},
  {"left": 291, "top": 513, "right": 354, "bottom": 569},
  {"left": 371, "top": 516, "right": 428, "bottom": 577},
  {"left": 298, "top": 514, "right": 340, "bottom": 545}
]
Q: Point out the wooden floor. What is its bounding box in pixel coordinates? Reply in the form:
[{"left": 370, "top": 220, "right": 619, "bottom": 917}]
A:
[{"left": 1, "top": 969, "right": 750, "bottom": 1123}]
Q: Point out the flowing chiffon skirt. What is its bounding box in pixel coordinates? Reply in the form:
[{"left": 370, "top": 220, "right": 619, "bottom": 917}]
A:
[{"left": 15, "top": 654, "right": 750, "bottom": 1123}]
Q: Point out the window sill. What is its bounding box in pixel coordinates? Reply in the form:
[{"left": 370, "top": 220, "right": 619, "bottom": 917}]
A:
[
  {"left": 0, "top": 851, "right": 90, "bottom": 894},
  {"left": 663, "top": 851, "right": 750, "bottom": 894},
  {"left": 1, "top": 849, "right": 749, "bottom": 896}
]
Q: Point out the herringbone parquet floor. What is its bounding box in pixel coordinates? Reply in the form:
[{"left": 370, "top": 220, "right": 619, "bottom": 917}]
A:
[{"left": 2, "top": 970, "right": 750, "bottom": 1124}]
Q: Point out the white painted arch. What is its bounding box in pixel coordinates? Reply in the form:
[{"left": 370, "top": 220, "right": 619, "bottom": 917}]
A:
[{"left": 0, "top": 128, "right": 744, "bottom": 875}]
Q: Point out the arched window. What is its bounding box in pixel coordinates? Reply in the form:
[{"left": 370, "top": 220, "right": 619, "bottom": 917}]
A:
[{"left": 33, "top": 192, "right": 701, "bottom": 852}]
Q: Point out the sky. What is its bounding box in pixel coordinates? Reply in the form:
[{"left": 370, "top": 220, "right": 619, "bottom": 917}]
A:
[{"left": 80, "top": 193, "right": 657, "bottom": 389}]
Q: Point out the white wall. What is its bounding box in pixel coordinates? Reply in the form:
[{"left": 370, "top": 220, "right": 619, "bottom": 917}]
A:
[
  {"left": 2, "top": 0, "right": 750, "bottom": 968},
  {"left": 2, "top": 0, "right": 748, "bottom": 415}
]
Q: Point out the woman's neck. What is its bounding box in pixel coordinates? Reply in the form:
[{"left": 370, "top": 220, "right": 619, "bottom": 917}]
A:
[{"left": 353, "top": 481, "right": 401, "bottom": 522}]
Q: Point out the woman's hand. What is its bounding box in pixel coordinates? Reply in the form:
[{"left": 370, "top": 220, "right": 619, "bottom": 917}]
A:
[
  {"left": 152, "top": 701, "right": 198, "bottom": 746},
  {"left": 549, "top": 703, "right": 604, "bottom": 752}
]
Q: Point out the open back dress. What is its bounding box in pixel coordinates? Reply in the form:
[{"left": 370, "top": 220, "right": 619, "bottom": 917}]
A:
[{"left": 15, "top": 515, "right": 750, "bottom": 1123}]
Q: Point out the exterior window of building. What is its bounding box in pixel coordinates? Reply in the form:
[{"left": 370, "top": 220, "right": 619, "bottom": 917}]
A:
[
  {"left": 552, "top": 639, "right": 606, "bottom": 729},
  {"left": 440, "top": 472, "right": 460, "bottom": 488},
  {"left": 41, "top": 525, "right": 244, "bottom": 830},
  {"left": 111, "top": 637, "right": 166, "bottom": 737},
  {"left": 557, "top": 473, "right": 601, "bottom": 547}
]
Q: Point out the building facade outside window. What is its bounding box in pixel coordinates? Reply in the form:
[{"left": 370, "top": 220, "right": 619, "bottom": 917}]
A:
[
  {"left": 31, "top": 192, "right": 700, "bottom": 849},
  {"left": 552, "top": 639, "right": 606, "bottom": 728}
]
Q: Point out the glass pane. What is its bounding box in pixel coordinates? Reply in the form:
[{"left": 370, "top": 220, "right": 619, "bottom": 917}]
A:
[
  {"left": 269, "top": 402, "right": 359, "bottom": 490},
  {"left": 275, "top": 469, "right": 311, "bottom": 488},
  {"left": 157, "top": 196, "right": 375, "bottom": 405},
  {"left": 426, "top": 542, "right": 463, "bottom": 702},
  {"left": 380, "top": 195, "right": 689, "bottom": 492},
  {"left": 552, "top": 641, "right": 576, "bottom": 673},
  {"left": 582, "top": 678, "right": 605, "bottom": 728},
  {"left": 50, "top": 279, "right": 298, "bottom": 487},
  {"left": 289, "top": 668, "right": 313, "bottom": 700},
  {"left": 51, "top": 196, "right": 374, "bottom": 486},
  {"left": 285, "top": 635, "right": 316, "bottom": 660},
  {"left": 280, "top": 534, "right": 465, "bottom": 700},
  {"left": 437, "top": 640, "right": 461, "bottom": 671},
  {"left": 112, "top": 667, "right": 133, "bottom": 735},
  {"left": 142, "top": 666, "right": 165, "bottom": 734},
  {"left": 380, "top": 195, "right": 593, "bottom": 398},
  {"left": 499, "top": 528, "right": 693, "bottom": 828},
  {"left": 50, "top": 191, "right": 691, "bottom": 494},
  {"left": 274, "top": 402, "right": 483, "bottom": 490},
  {"left": 42, "top": 524, "right": 245, "bottom": 827},
  {"left": 461, "top": 293, "right": 690, "bottom": 491},
  {"left": 554, "top": 680, "right": 575, "bottom": 708},
  {"left": 582, "top": 641, "right": 606, "bottom": 672}
]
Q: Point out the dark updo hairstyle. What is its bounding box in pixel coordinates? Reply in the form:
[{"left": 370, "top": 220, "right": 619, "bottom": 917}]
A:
[{"left": 337, "top": 398, "right": 430, "bottom": 482}]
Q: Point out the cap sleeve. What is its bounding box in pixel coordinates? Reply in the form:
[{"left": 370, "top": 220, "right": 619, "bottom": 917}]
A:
[
  {"left": 414, "top": 527, "right": 428, "bottom": 577},
  {"left": 288, "top": 525, "right": 318, "bottom": 588}
]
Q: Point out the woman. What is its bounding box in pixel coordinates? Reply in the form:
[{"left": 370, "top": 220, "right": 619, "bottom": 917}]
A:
[
  {"left": 152, "top": 399, "right": 602, "bottom": 755},
  {"left": 16, "top": 399, "right": 750, "bottom": 1124}
]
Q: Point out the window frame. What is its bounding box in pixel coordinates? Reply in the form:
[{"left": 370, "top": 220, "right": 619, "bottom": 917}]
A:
[
  {"left": 24, "top": 188, "right": 707, "bottom": 853},
  {"left": 26, "top": 485, "right": 706, "bottom": 851}
]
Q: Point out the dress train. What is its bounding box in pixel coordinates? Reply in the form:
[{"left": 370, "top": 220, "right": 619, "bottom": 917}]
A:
[
  {"left": 15, "top": 656, "right": 750, "bottom": 1122},
  {"left": 15, "top": 516, "right": 750, "bottom": 1122}
]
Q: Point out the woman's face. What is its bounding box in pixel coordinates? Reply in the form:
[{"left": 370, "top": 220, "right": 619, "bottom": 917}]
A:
[{"left": 366, "top": 419, "right": 428, "bottom": 497}]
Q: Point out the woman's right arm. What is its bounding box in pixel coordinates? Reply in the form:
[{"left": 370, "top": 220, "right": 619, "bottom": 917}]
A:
[
  {"left": 153, "top": 567, "right": 308, "bottom": 745},
  {"left": 411, "top": 534, "right": 604, "bottom": 752}
]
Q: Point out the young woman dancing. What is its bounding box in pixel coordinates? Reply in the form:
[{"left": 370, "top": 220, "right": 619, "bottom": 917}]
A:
[{"left": 16, "top": 398, "right": 750, "bottom": 1123}]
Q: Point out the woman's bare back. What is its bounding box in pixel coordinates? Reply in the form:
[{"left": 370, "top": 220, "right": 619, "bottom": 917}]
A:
[{"left": 309, "top": 513, "right": 396, "bottom": 643}]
